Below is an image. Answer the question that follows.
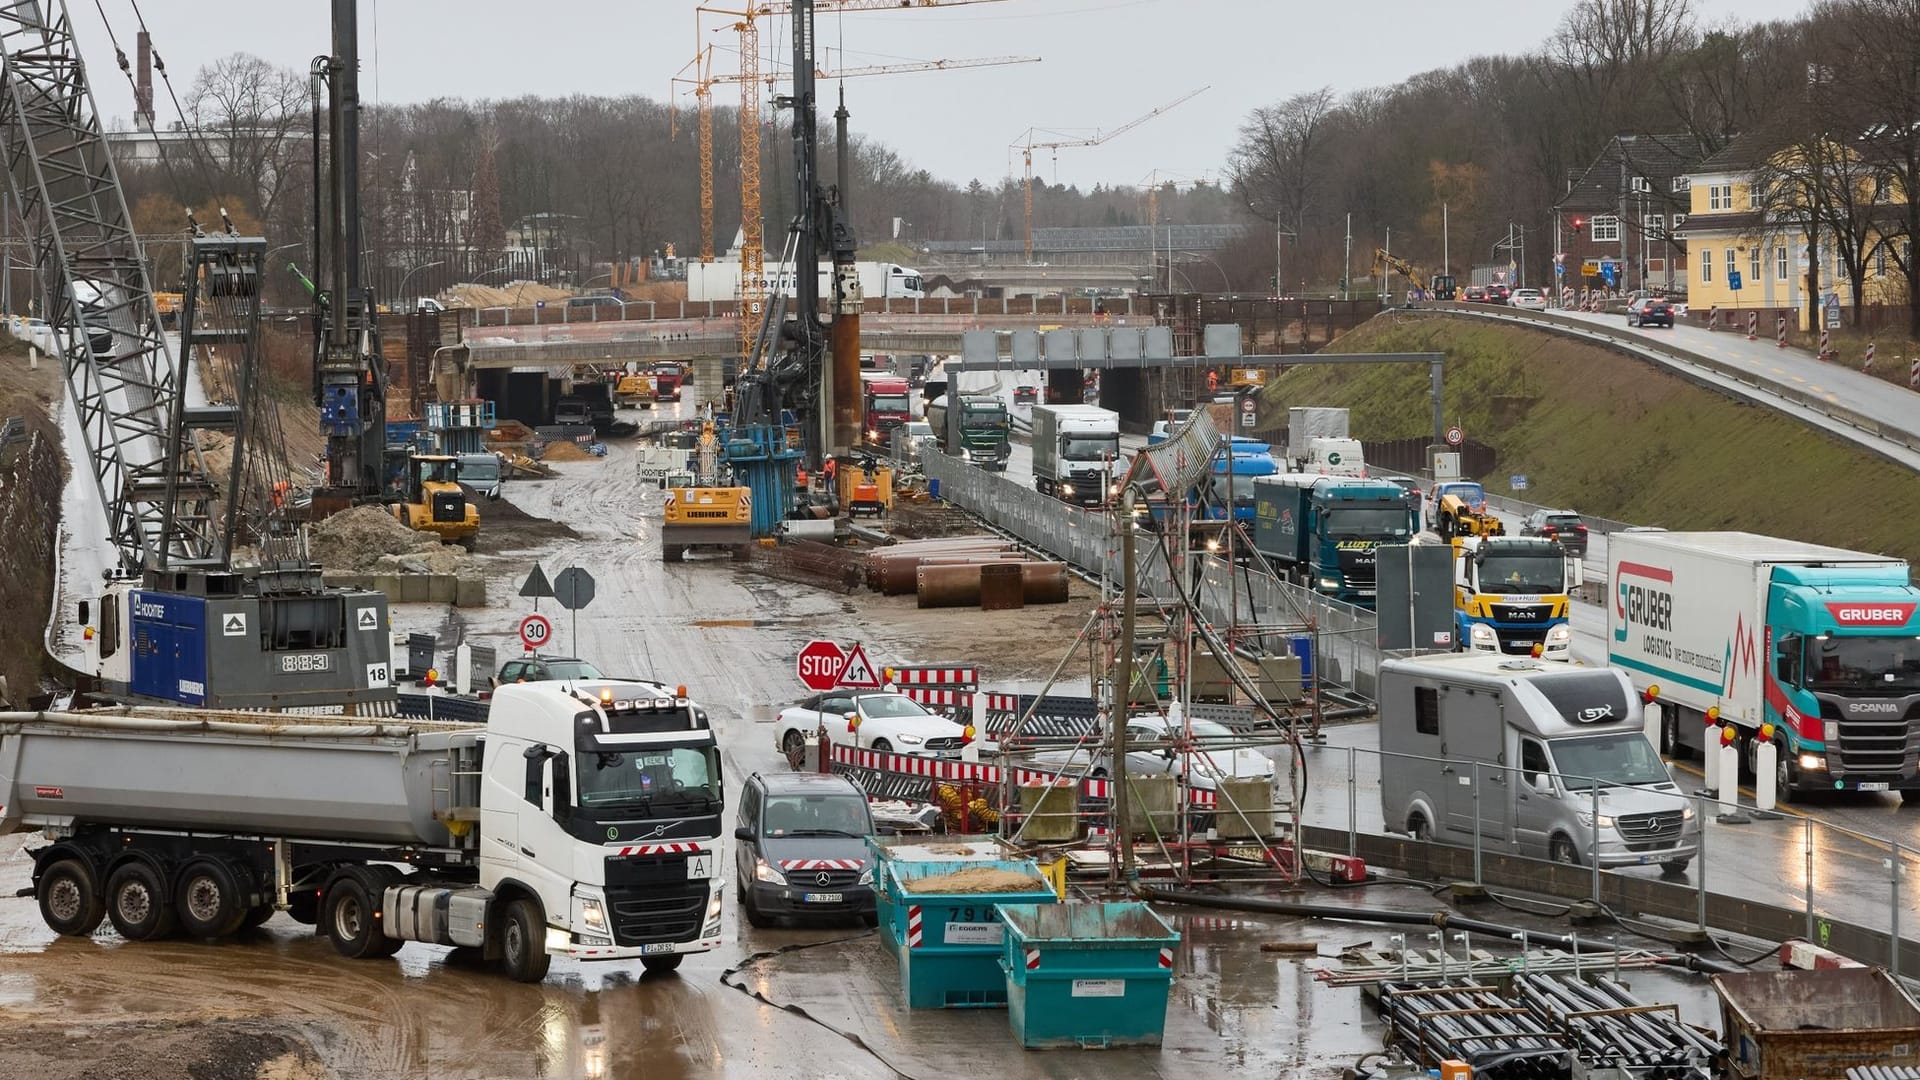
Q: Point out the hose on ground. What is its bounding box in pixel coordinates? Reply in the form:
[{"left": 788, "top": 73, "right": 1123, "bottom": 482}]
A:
[{"left": 718, "top": 929, "right": 929, "bottom": 1080}]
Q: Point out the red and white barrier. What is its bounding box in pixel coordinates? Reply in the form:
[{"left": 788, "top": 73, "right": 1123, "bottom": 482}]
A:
[
  {"left": 889, "top": 667, "right": 977, "bottom": 687},
  {"left": 1777, "top": 314, "right": 1788, "bottom": 349},
  {"left": 830, "top": 743, "right": 1220, "bottom": 807},
  {"left": 1818, "top": 329, "right": 1830, "bottom": 358},
  {"left": 1779, "top": 939, "right": 1864, "bottom": 970},
  {"left": 1910, "top": 359, "right": 1919, "bottom": 389},
  {"left": 906, "top": 905, "right": 924, "bottom": 948},
  {"left": 1865, "top": 342, "right": 1876, "bottom": 371},
  {"left": 1747, "top": 311, "right": 1758, "bottom": 340}
]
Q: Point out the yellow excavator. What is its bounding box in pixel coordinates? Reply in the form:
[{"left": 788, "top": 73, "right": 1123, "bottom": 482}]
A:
[
  {"left": 1370, "top": 247, "right": 1456, "bottom": 301},
  {"left": 391, "top": 454, "right": 480, "bottom": 549},
  {"left": 659, "top": 418, "right": 752, "bottom": 562}
]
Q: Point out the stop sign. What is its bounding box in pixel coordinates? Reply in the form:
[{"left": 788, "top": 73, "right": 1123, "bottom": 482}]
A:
[{"left": 795, "top": 639, "right": 848, "bottom": 691}]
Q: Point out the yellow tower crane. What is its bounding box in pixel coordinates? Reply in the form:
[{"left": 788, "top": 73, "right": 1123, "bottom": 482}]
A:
[
  {"left": 1010, "top": 87, "right": 1209, "bottom": 264},
  {"left": 695, "top": 0, "right": 1014, "bottom": 363}
]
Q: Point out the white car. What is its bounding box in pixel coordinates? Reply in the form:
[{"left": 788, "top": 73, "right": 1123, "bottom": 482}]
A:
[
  {"left": 773, "top": 690, "right": 970, "bottom": 760},
  {"left": 1028, "top": 715, "right": 1276, "bottom": 792},
  {"left": 1510, "top": 288, "right": 1547, "bottom": 310}
]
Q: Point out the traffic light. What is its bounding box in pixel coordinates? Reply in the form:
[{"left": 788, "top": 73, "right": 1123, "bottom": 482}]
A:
[{"left": 1570, "top": 216, "right": 1585, "bottom": 236}]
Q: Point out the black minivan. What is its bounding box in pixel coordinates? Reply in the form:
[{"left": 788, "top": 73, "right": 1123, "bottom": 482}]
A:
[{"left": 734, "top": 772, "right": 876, "bottom": 928}]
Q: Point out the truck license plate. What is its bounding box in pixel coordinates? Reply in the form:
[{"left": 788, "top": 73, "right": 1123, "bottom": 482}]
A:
[
  {"left": 641, "top": 942, "right": 678, "bottom": 955},
  {"left": 1860, "top": 782, "right": 1891, "bottom": 792},
  {"left": 686, "top": 855, "right": 715, "bottom": 880},
  {"left": 803, "top": 893, "right": 843, "bottom": 904}
]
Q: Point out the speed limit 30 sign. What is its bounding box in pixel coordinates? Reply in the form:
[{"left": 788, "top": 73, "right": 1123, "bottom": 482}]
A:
[{"left": 519, "top": 613, "right": 553, "bottom": 652}]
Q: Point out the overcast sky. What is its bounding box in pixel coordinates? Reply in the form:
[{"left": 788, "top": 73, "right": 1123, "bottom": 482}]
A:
[{"left": 71, "top": 0, "right": 1814, "bottom": 211}]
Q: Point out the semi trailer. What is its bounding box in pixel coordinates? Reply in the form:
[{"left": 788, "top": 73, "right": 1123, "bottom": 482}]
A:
[{"left": 4, "top": 680, "right": 726, "bottom": 983}]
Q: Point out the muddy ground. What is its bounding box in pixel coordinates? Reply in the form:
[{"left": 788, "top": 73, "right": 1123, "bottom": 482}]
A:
[{"left": 0, "top": 1019, "right": 329, "bottom": 1080}]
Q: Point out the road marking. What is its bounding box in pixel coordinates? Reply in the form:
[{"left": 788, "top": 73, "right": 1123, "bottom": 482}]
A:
[
  {"left": 1770, "top": 367, "right": 1785, "bottom": 375},
  {"left": 1810, "top": 385, "right": 1825, "bottom": 393},
  {"left": 1791, "top": 376, "right": 1806, "bottom": 384}
]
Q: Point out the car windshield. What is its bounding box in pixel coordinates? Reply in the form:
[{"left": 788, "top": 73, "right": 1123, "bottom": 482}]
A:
[
  {"left": 459, "top": 459, "right": 500, "bottom": 482},
  {"left": 764, "top": 793, "right": 872, "bottom": 837},
  {"left": 1325, "top": 507, "right": 1414, "bottom": 537},
  {"left": 1062, "top": 435, "right": 1118, "bottom": 461},
  {"left": 1550, "top": 733, "right": 1670, "bottom": 790},
  {"left": 1803, "top": 635, "right": 1920, "bottom": 695},
  {"left": 1439, "top": 483, "right": 1486, "bottom": 506},
  {"left": 871, "top": 394, "right": 910, "bottom": 411},
  {"left": 1477, "top": 552, "right": 1565, "bottom": 593},
  {"left": 545, "top": 660, "right": 604, "bottom": 681},
  {"left": 576, "top": 743, "right": 721, "bottom": 809},
  {"left": 858, "top": 694, "right": 933, "bottom": 719}
]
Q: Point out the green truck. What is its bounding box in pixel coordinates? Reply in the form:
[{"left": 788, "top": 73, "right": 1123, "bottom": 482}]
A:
[{"left": 928, "top": 391, "right": 1009, "bottom": 471}]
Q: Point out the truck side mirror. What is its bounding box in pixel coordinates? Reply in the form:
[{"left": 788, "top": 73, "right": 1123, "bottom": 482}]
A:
[
  {"left": 733, "top": 826, "right": 754, "bottom": 842},
  {"left": 1531, "top": 774, "right": 1554, "bottom": 796}
]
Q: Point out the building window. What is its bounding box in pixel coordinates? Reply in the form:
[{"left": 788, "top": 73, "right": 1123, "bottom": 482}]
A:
[
  {"left": 1643, "top": 213, "right": 1664, "bottom": 233},
  {"left": 1709, "top": 185, "right": 1732, "bottom": 210},
  {"left": 1877, "top": 245, "right": 1888, "bottom": 277},
  {"left": 1631, "top": 175, "right": 1651, "bottom": 194},
  {"left": 1776, "top": 246, "right": 1788, "bottom": 280},
  {"left": 1671, "top": 213, "right": 1687, "bottom": 231},
  {"left": 1727, "top": 249, "right": 1738, "bottom": 280},
  {"left": 1749, "top": 248, "right": 1761, "bottom": 283},
  {"left": 1671, "top": 176, "right": 1691, "bottom": 193},
  {"left": 1873, "top": 174, "right": 1892, "bottom": 203},
  {"left": 1590, "top": 215, "right": 1620, "bottom": 242},
  {"left": 1648, "top": 258, "right": 1666, "bottom": 273},
  {"left": 1702, "top": 251, "right": 1713, "bottom": 282},
  {"left": 1749, "top": 186, "right": 1762, "bottom": 209}
]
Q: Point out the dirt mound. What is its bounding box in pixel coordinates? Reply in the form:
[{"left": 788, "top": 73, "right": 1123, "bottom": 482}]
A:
[
  {"left": 541, "top": 441, "right": 595, "bottom": 462},
  {"left": 441, "top": 281, "right": 572, "bottom": 308},
  {"left": 310, "top": 505, "right": 468, "bottom": 573}
]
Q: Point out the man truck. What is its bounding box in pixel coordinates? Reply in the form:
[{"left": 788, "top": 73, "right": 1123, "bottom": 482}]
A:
[
  {"left": 1031, "top": 403, "right": 1120, "bottom": 505},
  {"left": 926, "top": 392, "right": 1009, "bottom": 471},
  {"left": 1608, "top": 531, "right": 1920, "bottom": 801},
  {"left": 5, "top": 681, "right": 727, "bottom": 983},
  {"left": 860, "top": 375, "right": 913, "bottom": 446},
  {"left": 1252, "top": 474, "right": 1418, "bottom": 608},
  {"left": 1454, "top": 536, "right": 1573, "bottom": 660}
]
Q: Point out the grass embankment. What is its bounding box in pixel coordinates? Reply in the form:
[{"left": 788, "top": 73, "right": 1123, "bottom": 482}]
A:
[{"left": 1256, "top": 313, "right": 1920, "bottom": 564}]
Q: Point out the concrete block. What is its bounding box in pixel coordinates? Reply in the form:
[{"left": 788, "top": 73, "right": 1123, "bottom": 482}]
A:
[
  {"left": 455, "top": 575, "right": 487, "bottom": 608},
  {"left": 426, "top": 575, "right": 456, "bottom": 604}
]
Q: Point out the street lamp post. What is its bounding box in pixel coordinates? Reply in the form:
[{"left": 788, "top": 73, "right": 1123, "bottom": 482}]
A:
[
  {"left": 1175, "top": 250, "right": 1230, "bottom": 292},
  {"left": 396, "top": 259, "right": 446, "bottom": 304}
]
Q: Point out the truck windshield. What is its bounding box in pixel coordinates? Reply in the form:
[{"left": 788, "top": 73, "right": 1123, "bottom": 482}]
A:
[
  {"left": 870, "top": 394, "right": 910, "bottom": 412},
  {"left": 1476, "top": 553, "right": 1564, "bottom": 594},
  {"left": 1803, "top": 635, "right": 1920, "bottom": 695},
  {"left": 764, "top": 793, "right": 872, "bottom": 837},
  {"left": 1550, "top": 733, "right": 1670, "bottom": 790},
  {"left": 1061, "top": 436, "right": 1118, "bottom": 461},
  {"left": 1325, "top": 507, "right": 1414, "bottom": 538},
  {"left": 577, "top": 743, "right": 721, "bottom": 809},
  {"left": 1439, "top": 483, "right": 1486, "bottom": 507},
  {"left": 459, "top": 459, "right": 500, "bottom": 483}
]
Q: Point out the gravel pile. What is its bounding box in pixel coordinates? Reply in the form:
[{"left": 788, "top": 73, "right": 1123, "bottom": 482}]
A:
[{"left": 311, "top": 505, "right": 470, "bottom": 573}]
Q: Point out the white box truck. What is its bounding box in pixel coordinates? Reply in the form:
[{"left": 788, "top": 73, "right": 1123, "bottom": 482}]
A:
[
  {"left": 1607, "top": 531, "right": 1920, "bottom": 801},
  {"left": 1286, "top": 406, "right": 1349, "bottom": 466},
  {"left": 3, "top": 681, "right": 727, "bottom": 981},
  {"left": 686, "top": 259, "right": 924, "bottom": 303},
  {"left": 1030, "top": 403, "right": 1120, "bottom": 505}
]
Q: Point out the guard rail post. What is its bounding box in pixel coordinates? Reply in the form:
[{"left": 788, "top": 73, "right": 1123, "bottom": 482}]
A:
[
  {"left": 1347, "top": 745, "right": 1358, "bottom": 858},
  {"left": 1472, "top": 759, "right": 1483, "bottom": 887},
  {"left": 1893, "top": 840, "right": 1905, "bottom": 979},
  {"left": 1804, "top": 817, "right": 1815, "bottom": 942},
  {"left": 1590, "top": 783, "right": 1602, "bottom": 903},
  {"left": 1696, "top": 793, "right": 1709, "bottom": 935}
]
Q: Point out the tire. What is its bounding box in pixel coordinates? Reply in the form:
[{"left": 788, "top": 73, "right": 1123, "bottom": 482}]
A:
[
  {"left": 1901, "top": 789, "right": 1920, "bottom": 807},
  {"left": 1406, "top": 813, "right": 1430, "bottom": 842},
  {"left": 500, "top": 897, "right": 552, "bottom": 983},
  {"left": 37, "top": 857, "right": 105, "bottom": 937},
  {"left": 871, "top": 738, "right": 892, "bottom": 753},
  {"left": 1662, "top": 706, "right": 1691, "bottom": 761},
  {"left": 106, "top": 861, "right": 177, "bottom": 941},
  {"left": 323, "top": 871, "right": 399, "bottom": 960},
  {"left": 1549, "top": 836, "right": 1583, "bottom": 867},
  {"left": 742, "top": 889, "right": 774, "bottom": 928},
  {"left": 640, "top": 954, "right": 685, "bottom": 975},
  {"left": 1660, "top": 858, "right": 1691, "bottom": 878},
  {"left": 175, "top": 859, "right": 248, "bottom": 939},
  {"left": 1776, "top": 749, "right": 1799, "bottom": 805},
  {"left": 782, "top": 729, "right": 807, "bottom": 770}
]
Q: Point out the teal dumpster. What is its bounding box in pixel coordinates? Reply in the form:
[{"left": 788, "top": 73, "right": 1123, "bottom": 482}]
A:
[
  {"left": 887, "top": 859, "right": 1057, "bottom": 1009},
  {"left": 866, "top": 836, "right": 1010, "bottom": 951},
  {"left": 998, "top": 902, "right": 1181, "bottom": 1049}
]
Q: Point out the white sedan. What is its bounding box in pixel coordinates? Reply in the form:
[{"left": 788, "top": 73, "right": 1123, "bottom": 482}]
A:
[
  {"left": 773, "top": 690, "right": 971, "bottom": 761},
  {"left": 1510, "top": 288, "right": 1548, "bottom": 310},
  {"left": 1028, "top": 715, "right": 1276, "bottom": 791}
]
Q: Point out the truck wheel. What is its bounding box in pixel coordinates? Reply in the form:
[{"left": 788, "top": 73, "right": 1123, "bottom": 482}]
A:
[
  {"left": 106, "top": 861, "right": 177, "bottom": 942},
  {"left": 1549, "top": 836, "right": 1584, "bottom": 867},
  {"left": 733, "top": 544, "right": 752, "bottom": 560},
  {"left": 176, "top": 858, "right": 248, "bottom": 938},
  {"left": 323, "top": 872, "right": 401, "bottom": 960},
  {"left": 37, "top": 857, "right": 105, "bottom": 937},
  {"left": 640, "top": 954, "right": 685, "bottom": 975},
  {"left": 499, "top": 897, "right": 552, "bottom": 983},
  {"left": 1659, "top": 858, "right": 1691, "bottom": 878},
  {"left": 1902, "top": 790, "right": 1920, "bottom": 808},
  {"left": 1775, "top": 750, "right": 1799, "bottom": 805},
  {"left": 1662, "top": 706, "right": 1691, "bottom": 760}
]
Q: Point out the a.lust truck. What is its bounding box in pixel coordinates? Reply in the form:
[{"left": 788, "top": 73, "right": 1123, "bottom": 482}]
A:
[
  {"left": 6, "top": 681, "right": 726, "bottom": 982},
  {"left": 1031, "top": 403, "right": 1120, "bottom": 505},
  {"left": 927, "top": 391, "right": 1009, "bottom": 471},
  {"left": 1454, "top": 536, "right": 1574, "bottom": 659},
  {"left": 1608, "top": 530, "right": 1920, "bottom": 801},
  {"left": 860, "top": 375, "right": 913, "bottom": 446},
  {"left": 1251, "top": 474, "right": 1418, "bottom": 608}
]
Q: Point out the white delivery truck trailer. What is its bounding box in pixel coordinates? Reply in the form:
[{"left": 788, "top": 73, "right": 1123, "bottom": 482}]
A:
[
  {"left": 3, "top": 681, "right": 726, "bottom": 981},
  {"left": 1607, "top": 531, "right": 1920, "bottom": 800},
  {"left": 1030, "top": 403, "right": 1120, "bottom": 505}
]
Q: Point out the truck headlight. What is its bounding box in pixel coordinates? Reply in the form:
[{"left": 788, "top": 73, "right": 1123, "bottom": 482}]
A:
[
  {"left": 577, "top": 897, "right": 607, "bottom": 931},
  {"left": 1577, "top": 812, "right": 1615, "bottom": 829},
  {"left": 1547, "top": 624, "right": 1572, "bottom": 644},
  {"left": 1470, "top": 623, "right": 1498, "bottom": 646},
  {"left": 1317, "top": 576, "right": 1340, "bottom": 590},
  {"left": 753, "top": 858, "right": 786, "bottom": 884},
  {"left": 1799, "top": 753, "right": 1827, "bottom": 771},
  {"left": 1060, "top": 483, "right": 1074, "bottom": 497}
]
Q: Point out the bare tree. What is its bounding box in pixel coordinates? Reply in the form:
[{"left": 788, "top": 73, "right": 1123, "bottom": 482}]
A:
[
  {"left": 1228, "top": 87, "right": 1337, "bottom": 286},
  {"left": 184, "top": 53, "right": 308, "bottom": 229}
]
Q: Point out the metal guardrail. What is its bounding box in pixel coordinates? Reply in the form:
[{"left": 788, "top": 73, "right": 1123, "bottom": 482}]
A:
[{"left": 1424, "top": 305, "right": 1920, "bottom": 470}]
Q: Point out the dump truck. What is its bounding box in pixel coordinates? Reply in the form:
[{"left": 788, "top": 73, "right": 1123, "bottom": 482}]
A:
[
  {"left": 1610, "top": 531, "right": 1920, "bottom": 801},
  {"left": 4, "top": 681, "right": 728, "bottom": 983},
  {"left": 860, "top": 375, "right": 912, "bottom": 446},
  {"left": 1252, "top": 474, "right": 1417, "bottom": 608},
  {"left": 1030, "top": 403, "right": 1120, "bottom": 505},
  {"left": 613, "top": 373, "right": 656, "bottom": 409}
]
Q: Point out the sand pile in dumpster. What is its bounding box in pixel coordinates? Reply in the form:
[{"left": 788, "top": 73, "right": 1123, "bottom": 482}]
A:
[{"left": 899, "top": 867, "right": 1044, "bottom": 895}]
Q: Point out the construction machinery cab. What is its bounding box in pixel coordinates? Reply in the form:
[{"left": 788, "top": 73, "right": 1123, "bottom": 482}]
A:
[{"left": 393, "top": 454, "right": 479, "bottom": 549}]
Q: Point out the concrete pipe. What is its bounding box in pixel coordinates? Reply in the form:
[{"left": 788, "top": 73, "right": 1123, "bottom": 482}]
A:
[{"left": 874, "top": 553, "right": 1024, "bottom": 596}]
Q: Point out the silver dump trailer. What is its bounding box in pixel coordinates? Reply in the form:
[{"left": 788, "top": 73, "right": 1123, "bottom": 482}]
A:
[{"left": 1, "top": 681, "right": 728, "bottom": 983}]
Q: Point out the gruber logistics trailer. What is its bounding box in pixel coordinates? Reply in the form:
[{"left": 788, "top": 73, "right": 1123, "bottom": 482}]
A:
[
  {"left": 1607, "top": 530, "right": 1920, "bottom": 800},
  {"left": 5, "top": 681, "right": 727, "bottom": 982},
  {"left": 1030, "top": 403, "right": 1120, "bottom": 505},
  {"left": 1251, "top": 474, "right": 1417, "bottom": 608}
]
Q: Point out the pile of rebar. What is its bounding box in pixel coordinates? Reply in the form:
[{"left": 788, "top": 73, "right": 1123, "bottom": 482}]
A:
[
  {"left": 889, "top": 499, "right": 977, "bottom": 538},
  {"left": 1511, "top": 975, "right": 1715, "bottom": 1079},
  {"left": 743, "top": 539, "right": 863, "bottom": 593},
  {"left": 1379, "top": 981, "right": 1573, "bottom": 1079}
]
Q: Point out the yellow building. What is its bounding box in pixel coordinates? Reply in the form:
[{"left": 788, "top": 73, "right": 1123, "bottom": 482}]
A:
[{"left": 1680, "top": 135, "right": 1911, "bottom": 329}]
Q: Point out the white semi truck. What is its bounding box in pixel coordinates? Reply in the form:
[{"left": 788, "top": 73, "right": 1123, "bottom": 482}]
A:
[
  {"left": 4, "top": 680, "right": 726, "bottom": 982},
  {"left": 686, "top": 259, "right": 925, "bottom": 303},
  {"left": 1030, "top": 403, "right": 1120, "bottom": 505}
]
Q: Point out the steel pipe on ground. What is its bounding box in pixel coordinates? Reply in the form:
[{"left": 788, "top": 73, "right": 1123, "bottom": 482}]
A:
[
  {"left": 915, "top": 562, "right": 1069, "bottom": 607},
  {"left": 875, "top": 553, "right": 1027, "bottom": 595}
]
